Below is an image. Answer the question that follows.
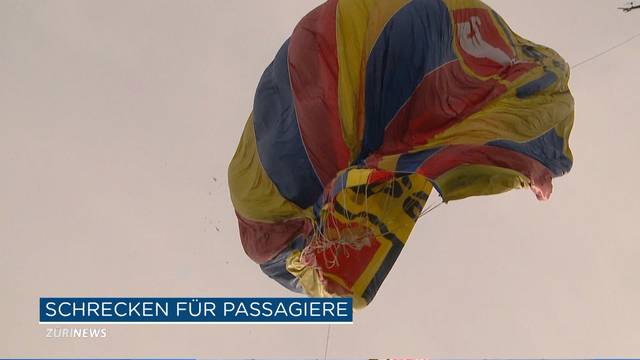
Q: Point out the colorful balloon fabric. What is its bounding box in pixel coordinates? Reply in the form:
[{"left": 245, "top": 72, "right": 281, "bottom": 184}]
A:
[{"left": 228, "top": 0, "right": 574, "bottom": 308}]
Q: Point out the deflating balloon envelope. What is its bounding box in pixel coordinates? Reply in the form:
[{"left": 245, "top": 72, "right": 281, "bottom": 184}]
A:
[{"left": 228, "top": 0, "right": 574, "bottom": 308}]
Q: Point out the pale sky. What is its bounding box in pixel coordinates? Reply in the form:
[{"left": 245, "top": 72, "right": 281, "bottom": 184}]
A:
[{"left": 1, "top": 0, "right": 639, "bottom": 357}]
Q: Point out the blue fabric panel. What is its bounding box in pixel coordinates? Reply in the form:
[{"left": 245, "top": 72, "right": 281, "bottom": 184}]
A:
[
  {"left": 489, "top": 128, "right": 572, "bottom": 176},
  {"left": 253, "top": 39, "right": 324, "bottom": 208},
  {"left": 358, "top": 0, "right": 456, "bottom": 162}
]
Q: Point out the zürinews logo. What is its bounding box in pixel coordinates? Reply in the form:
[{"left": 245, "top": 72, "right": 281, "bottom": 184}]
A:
[{"left": 39, "top": 297, "right": 353, "bottom": 324}]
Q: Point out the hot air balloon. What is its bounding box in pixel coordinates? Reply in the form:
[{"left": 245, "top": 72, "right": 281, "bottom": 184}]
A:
[{"left": 228, "top": 0, "right": 574, "bottom": 308}]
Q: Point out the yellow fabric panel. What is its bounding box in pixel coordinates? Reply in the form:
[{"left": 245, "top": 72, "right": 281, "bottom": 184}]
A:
[
  {"left": 336, "top": 0, "right": 411, "bottom": 160},
  {"left": 228, "top": 114, "right": 306, "bottom": 221},
  {"left": 289, "top": 172, "right": 431, "bottom": 308},
  {"left": 373, "top": 154, "right": 401, "bottom": 172},
  {"left": 286, "top": 250, "right": 335, "bottom": 296},
  {"left": 417, "top": 89, "right": 574, "bottom": 150},
  {"left": 344, "top": 168, "right": 376, "bottom": 187},
  {"left": 334, "top": 173, "right": 432, "bottom": 243},
  {"left": 351, "top": 175, "right": 431, "bottom": 299},
  {"left": 434, "top": 164, "right": 529, "bottom": 201},
  {"left": 328, "top": 172, "right": 395, "bottom": 304},
  {"left": 556, "top": 111, "right": 575, "bottom": 162},
  {"left": 513, "top": 33, "right": 572, "bottom": 84}
]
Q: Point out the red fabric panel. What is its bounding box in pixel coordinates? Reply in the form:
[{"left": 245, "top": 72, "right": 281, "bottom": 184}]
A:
[
  {"left": 288, "top": 0, "right": 350, "bottom": 186},
  {"left": 305, "top": 214, "right": 381, "bottom": 289},
  {"left": 367, "top": 170, "right": 394, "bottom": 184},
  {"left": 416, "top": 144, "right": 553, "bottom": 198},
  {"left": 236, "top": 212, "right": 307, "bottom": 264},
  {"left": 453, "top": 8, "right": 515, "bottom": 77},
  {"left": 380, "top": 61, "right": 507, "bottom": 155}
]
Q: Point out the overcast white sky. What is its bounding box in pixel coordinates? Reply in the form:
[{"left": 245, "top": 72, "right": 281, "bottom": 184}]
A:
[{"left": 1, "top": 0, "right": 640, "bottom": 357}]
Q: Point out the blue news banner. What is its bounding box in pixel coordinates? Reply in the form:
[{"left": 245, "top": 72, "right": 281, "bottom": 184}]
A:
[{"left": 40, "top": 298, "right": 352, "bottom": 323}]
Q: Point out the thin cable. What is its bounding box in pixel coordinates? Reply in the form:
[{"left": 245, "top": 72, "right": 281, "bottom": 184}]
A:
[
  {"left": 420, "top": 198, "right": 444, "bottom": 218},
  {"left": 323, "top": 324, "right": 331, "bottom": 360},
  {"left": 572, "top": 31, "right": 640, "bottom": 69}
]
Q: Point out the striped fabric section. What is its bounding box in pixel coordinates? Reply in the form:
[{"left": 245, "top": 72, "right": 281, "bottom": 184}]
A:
[
  {"left": 358, "top": 0, "right": 456, "bottom": 162},
  {"left": 379, "top": 60, "right": 507, "bottom": 156},
  {"left": 335, "top": 0, "right": 412, "bottom": 160},
  {"left": 252, "top": 40, "right": 323, "bottom": 209},
  {"left": 228, "top": 114, "right": 304, "bottom": 222}
]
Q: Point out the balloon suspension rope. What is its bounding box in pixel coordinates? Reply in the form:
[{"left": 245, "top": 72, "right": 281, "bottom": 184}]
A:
[
  {"left": 303, "top": 177, "right": 378, "bottom": 270},
  {"left": 307, "top": 172, "right": 448, "bottom": 268},
  {"left": 319, "top": 176, "right": 443, "bottom": 359},
  {"left": 323, "top": 324, "right": 331, "bottom": 360},
  {"left": 571, "top": 30, "right": 640, "bottom": 70}
]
